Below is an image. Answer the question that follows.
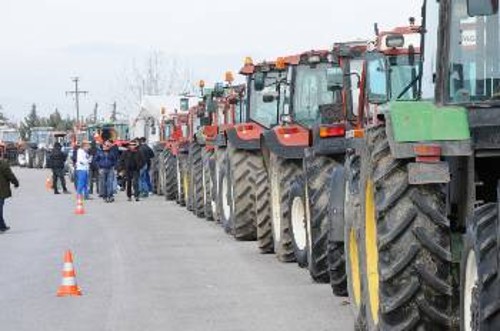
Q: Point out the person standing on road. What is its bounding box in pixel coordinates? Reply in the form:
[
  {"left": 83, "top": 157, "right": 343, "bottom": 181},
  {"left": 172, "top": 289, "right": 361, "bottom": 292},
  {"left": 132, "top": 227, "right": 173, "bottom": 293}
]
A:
[
  {"left": 0, "top": 154, "right": 19, "bottom": 232},
  {"left": 48, "top": 142, "right": 69, "bottom": 194},
  {"left": 76, "top": 141, "right": 91, "bottom": 199},
  {"left": 138, "top": 137, "right": 154, "bottom": 197},
  {"left": 119, "top": 140, "right": 144, "bottom": 202},
  {"left": 95, "top": 141, "right": 117, "bottom": 203},
  {"left": 88, "top": 140, "right": 101, "bottom": 197}
]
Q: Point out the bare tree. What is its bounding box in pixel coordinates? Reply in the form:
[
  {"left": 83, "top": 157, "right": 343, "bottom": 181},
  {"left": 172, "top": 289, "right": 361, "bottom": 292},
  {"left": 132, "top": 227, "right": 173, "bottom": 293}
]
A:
[{"left": 117, "top": 50, "right": 195, "bottom": 114}]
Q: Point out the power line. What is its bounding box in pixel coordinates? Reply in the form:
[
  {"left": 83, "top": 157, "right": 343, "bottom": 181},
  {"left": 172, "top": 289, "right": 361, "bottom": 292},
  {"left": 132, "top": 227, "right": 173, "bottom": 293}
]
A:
[{"left": 65, "top": 77, "right": 88, "bottom": 127}]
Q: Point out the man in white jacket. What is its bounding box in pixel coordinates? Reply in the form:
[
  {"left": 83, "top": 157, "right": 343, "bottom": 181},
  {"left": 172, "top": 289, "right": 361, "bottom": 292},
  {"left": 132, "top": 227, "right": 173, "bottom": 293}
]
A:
[{"left": 76, "top": 141, "right": 91, "bottom": 199}]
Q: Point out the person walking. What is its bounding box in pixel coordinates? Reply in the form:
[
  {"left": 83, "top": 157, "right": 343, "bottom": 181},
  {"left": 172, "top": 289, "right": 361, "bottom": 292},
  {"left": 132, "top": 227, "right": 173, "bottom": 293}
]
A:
[
  {"left": 120, "top": 140, "right": 144, "bottom": 202},
  {"left": 48, "top": 142, "right": 69, "bottom": 194},
  {"left": 138, "top": 137, "right": 154, "bottom": 197},
  {"left": 75, "top": 141, "right": 91, "bottom": 199},
  {"left": 95, "top": 141, "right": 117, "bottom": 203},
  {"left": 0, "top": 154, "right": 19, "bottom": 232}
]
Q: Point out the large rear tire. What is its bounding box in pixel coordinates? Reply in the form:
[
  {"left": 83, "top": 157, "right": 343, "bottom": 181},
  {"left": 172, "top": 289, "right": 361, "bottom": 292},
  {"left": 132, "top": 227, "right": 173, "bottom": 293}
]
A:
[
  {"left": 190, "top": 143, "right": 204, "bottom": 218},
  {"left": 288, "top": 176, "right": 308, "bottom": 267},
  {"left": 176, "top": 154, "right": 187, "bottom": 206},
  {"left": 164, "top": 151, "right": 178, "bottom": 201},
  {"left": 269, "top": 153, "right": 301, "bottom": 263},
  {"left": 461, "top": 203, "right": 500, "bottom": 331},
  {"left": 253, "top": 156, "right": 274, "bottom": 253},
  {"left": 343, "top": 153, "right": 364, "bottom": 325},
  {"left": 202, "top": 148, "right": 215, "bottom": 221},
  {"left": 305, "top": 154, "right": 341, "bottom": 282},
  {"left": 360, "top": 125, "right": 454, "bottom": 329},
  {"left": 215, "top": 148, "right": 227, "bottom": 224},
  {"left": 227, "top": 146, "right": 257, "bottom": 241}
]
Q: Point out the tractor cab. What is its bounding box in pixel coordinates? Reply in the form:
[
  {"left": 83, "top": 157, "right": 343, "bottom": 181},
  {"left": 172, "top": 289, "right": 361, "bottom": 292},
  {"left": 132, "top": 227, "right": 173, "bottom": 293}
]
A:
[{"left": 87, "top": 122, "right": 130, "bottom": 147}]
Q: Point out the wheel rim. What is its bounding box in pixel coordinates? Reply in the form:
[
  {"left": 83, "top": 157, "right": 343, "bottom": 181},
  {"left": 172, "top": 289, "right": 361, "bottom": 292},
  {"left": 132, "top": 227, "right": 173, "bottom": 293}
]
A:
[
  {"left": 365, "top": 179, "right": 379, "bottom": 325},
  {"left": 464, "top": 249, "right": 479, "bottom": 331},
  {"left": 271, "top": 162, "right": 281, "bottom": 243},
  {"left": 222, "top": 175, "right": 231, "bottom": 221},
  {"left": 349, "top": 228, "right": 362, "bottom": 307},
  {"left": 291, "top": 196, "right": 307, "bottom": 250}
]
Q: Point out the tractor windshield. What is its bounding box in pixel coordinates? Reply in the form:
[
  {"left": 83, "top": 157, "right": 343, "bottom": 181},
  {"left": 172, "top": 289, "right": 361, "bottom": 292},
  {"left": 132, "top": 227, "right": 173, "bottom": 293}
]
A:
[
  {"left": 293, "top": 63, "right": 337, "bottom": 126},
  {"left": 388, "top": 54, "right": 422, "bottom": 100},
  {"left": 448, "top": 0, "right": 500, "bottom": 103},
  {"left": 31, "top": 131, "right": 50, "bottom": 144},
  {"left": 2, "top": 131, "right": 20, "bottom": 142},
  {"left": 249, "top": 71, "right": 284, "bottom": 128}
]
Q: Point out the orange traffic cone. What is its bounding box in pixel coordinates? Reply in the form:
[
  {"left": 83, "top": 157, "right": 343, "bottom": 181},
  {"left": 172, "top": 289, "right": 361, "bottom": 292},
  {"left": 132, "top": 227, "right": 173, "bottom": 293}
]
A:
[
  {"left": 74, "top": 195, "right": 85, "bottom": 215},
  {"left": 45, "top": 177, "right": 52, "bottom": 191},
  {"left": 57, "top": 250, "right": 82, "bottom": 297}
]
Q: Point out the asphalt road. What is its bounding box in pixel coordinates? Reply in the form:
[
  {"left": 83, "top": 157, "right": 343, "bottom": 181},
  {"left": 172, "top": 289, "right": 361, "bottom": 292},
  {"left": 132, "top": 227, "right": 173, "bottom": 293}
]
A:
[{"left": 0, "top": 168, "right": 354, "bottom": 331}]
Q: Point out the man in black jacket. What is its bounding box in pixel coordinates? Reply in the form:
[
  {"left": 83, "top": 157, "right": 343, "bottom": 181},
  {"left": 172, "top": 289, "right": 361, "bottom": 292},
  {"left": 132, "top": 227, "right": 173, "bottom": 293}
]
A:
[
  {"left": 119, "top": 140, "right": 144, "bottom": 201},
  {"left": 49, "top": 142, "right": 69, "bottom": 194},
  {"left": 138, "top": 137, "right": 155, "bottom": 197}
]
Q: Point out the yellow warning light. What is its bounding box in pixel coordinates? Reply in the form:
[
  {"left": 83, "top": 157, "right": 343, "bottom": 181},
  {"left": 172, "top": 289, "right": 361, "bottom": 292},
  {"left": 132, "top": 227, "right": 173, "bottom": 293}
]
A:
[
  {"left": 161, "top": 107, "right": 166, "bottom": 115},
  {"left": 225, "top": 71, "right": 234, "bottom": 83},
  {"left": 244, "top": 57, "right": 253, "bottom": 66},
  {"left": 199, "top": 80, "right": 205, "bottom": 88},
  {"left": 276, "top": 57, "right": 286, "bottom": 70}
]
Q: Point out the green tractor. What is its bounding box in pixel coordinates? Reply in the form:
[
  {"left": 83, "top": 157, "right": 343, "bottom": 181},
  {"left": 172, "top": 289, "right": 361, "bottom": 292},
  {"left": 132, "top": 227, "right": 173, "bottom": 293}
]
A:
[{"left": 345, "top": 0, "right": 500, "bottom": 329}]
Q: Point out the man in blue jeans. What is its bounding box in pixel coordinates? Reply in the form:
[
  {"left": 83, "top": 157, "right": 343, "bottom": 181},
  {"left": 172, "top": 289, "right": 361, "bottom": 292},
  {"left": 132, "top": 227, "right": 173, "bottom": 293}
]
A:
[
  {"left": 95, "top": 141, "right": 117, "bottom": 203},
  {"left": 75, "top": 141, "right": 91, "bottom": 199},
  {"left": 138, "top": 137, "right": 154, "bottom": 197}
]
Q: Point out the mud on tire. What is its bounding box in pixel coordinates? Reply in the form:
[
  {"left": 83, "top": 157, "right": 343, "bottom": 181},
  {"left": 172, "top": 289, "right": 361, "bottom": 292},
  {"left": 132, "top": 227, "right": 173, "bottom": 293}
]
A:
[
  {"left": 164, "top": 151, "right": 178, "bottom": 201},
  {"left": 190, "top": 143, "right": 205, "bottom": 218},
  {"left": 202, "top": 148, "right": 215, "bottom": 221},
  {"left": 253, "top": 155, "right": 274, "bottom": 253}
]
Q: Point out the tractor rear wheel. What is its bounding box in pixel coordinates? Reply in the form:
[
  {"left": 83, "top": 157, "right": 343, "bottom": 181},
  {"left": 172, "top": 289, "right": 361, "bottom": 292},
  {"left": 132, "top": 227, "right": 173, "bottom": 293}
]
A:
[
  {"left": 360, "top": 125, "right": 454, "bottom": 330},
  {"left": 218, "top": 152, "right": 232, "bottom": 234},
  {"left": 202, "top": 148, "right": 215, "bottom": 221},
  {"left": 288, "top": 176, "right": 308, "bottom": 267},
  {"left": 190, "top": 143, "right": 204, "bottom": 218},
  {"left": 305, "top": 154, "right": 341, "bottom": 282},
  {"left": 253, "top": 153, "right": 274, "bottom": 254},
  {"left": 343, "top": 153, "right": 363, "bottom": 321},
  {"left": 214, "top": 148, "right": 227, "bottom": 224},
  {"left": 269, "top": 153, "right": 301, "bottom": 262},
  {"left": 176, "top": 153, "right": 187, "bottom": 206},
  {"left": 227, "top": 146, "right": 257, "bottom": 241},
  {"left": 461, "top": 203, "right": 500, "bottom": 331},
  {"left": 164, "top": 151, "right": 177, "bottom": 201}
]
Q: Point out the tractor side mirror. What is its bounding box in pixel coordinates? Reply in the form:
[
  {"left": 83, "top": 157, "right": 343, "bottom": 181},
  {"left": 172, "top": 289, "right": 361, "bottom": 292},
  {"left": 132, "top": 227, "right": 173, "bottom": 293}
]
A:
[
  {"left": 180, "top": 98, "right": 189, "bottom": 112},
  {"left": 254, "top": 72, "right": 266, "bottom": 92},
  {"left": 326, "top": 67, "right": 344, "bottom": 91},
  {"left": 468, "top": 0, "right": 498, "bottom": 16}
]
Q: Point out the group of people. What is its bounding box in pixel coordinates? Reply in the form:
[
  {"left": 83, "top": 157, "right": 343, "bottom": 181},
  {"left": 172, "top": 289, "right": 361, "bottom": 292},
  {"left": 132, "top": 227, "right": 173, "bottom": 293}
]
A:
[{"left": 50, "top": 137, "right": 155, "bottom": 202}]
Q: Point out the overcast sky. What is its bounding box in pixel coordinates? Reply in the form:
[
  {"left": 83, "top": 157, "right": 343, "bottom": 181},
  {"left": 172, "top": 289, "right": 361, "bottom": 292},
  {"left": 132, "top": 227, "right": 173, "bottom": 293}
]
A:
[{"left": 0, "top": 0, "right": 421, "bottom": 122}]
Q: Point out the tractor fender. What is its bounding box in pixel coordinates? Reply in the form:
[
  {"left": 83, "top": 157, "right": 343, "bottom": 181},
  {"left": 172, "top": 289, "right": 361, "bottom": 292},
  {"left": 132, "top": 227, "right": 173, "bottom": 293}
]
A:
[
  {"left": 328, "top": 165, "right": 345, "bottom": 242},
  {"left": 226, "top": 127, "right": 260, "bottom": 151},
  {"left": 261, "top": 129, "right": 305, "bottom": 160}
]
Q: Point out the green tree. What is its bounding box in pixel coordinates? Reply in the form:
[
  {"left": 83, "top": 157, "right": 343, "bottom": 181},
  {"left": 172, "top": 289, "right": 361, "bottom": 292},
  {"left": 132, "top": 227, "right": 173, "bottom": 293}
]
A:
[{"left": 20, "top": 104, "right": 41, "bottom": 140}]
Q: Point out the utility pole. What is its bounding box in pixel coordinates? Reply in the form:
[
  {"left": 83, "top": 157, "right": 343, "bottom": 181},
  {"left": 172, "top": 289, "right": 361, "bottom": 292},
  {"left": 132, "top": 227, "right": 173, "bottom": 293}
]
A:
[
  {"left": 65, "top": 77, "right": 88, "bottom": 127},
  {"left": 93, "top": 103, "right": 98, "bottom": 123},
  {"left": 111, "top": 102, "right": 117, "bottom": 121}
]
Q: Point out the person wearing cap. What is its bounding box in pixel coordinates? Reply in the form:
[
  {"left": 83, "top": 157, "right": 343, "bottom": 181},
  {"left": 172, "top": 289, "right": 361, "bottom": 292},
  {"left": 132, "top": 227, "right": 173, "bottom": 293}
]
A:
[
  {"left": 119, "top": 139, "right": 144, "bottom": 201},
  {"left": 48, "top": 142, "right": 69, "bottom": 194},
  {"left": 75, "top": 140, "right": 91, "bottom": 199},
  {"left": 95, "top": 141, "right": 117, "bottom": 203}
]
